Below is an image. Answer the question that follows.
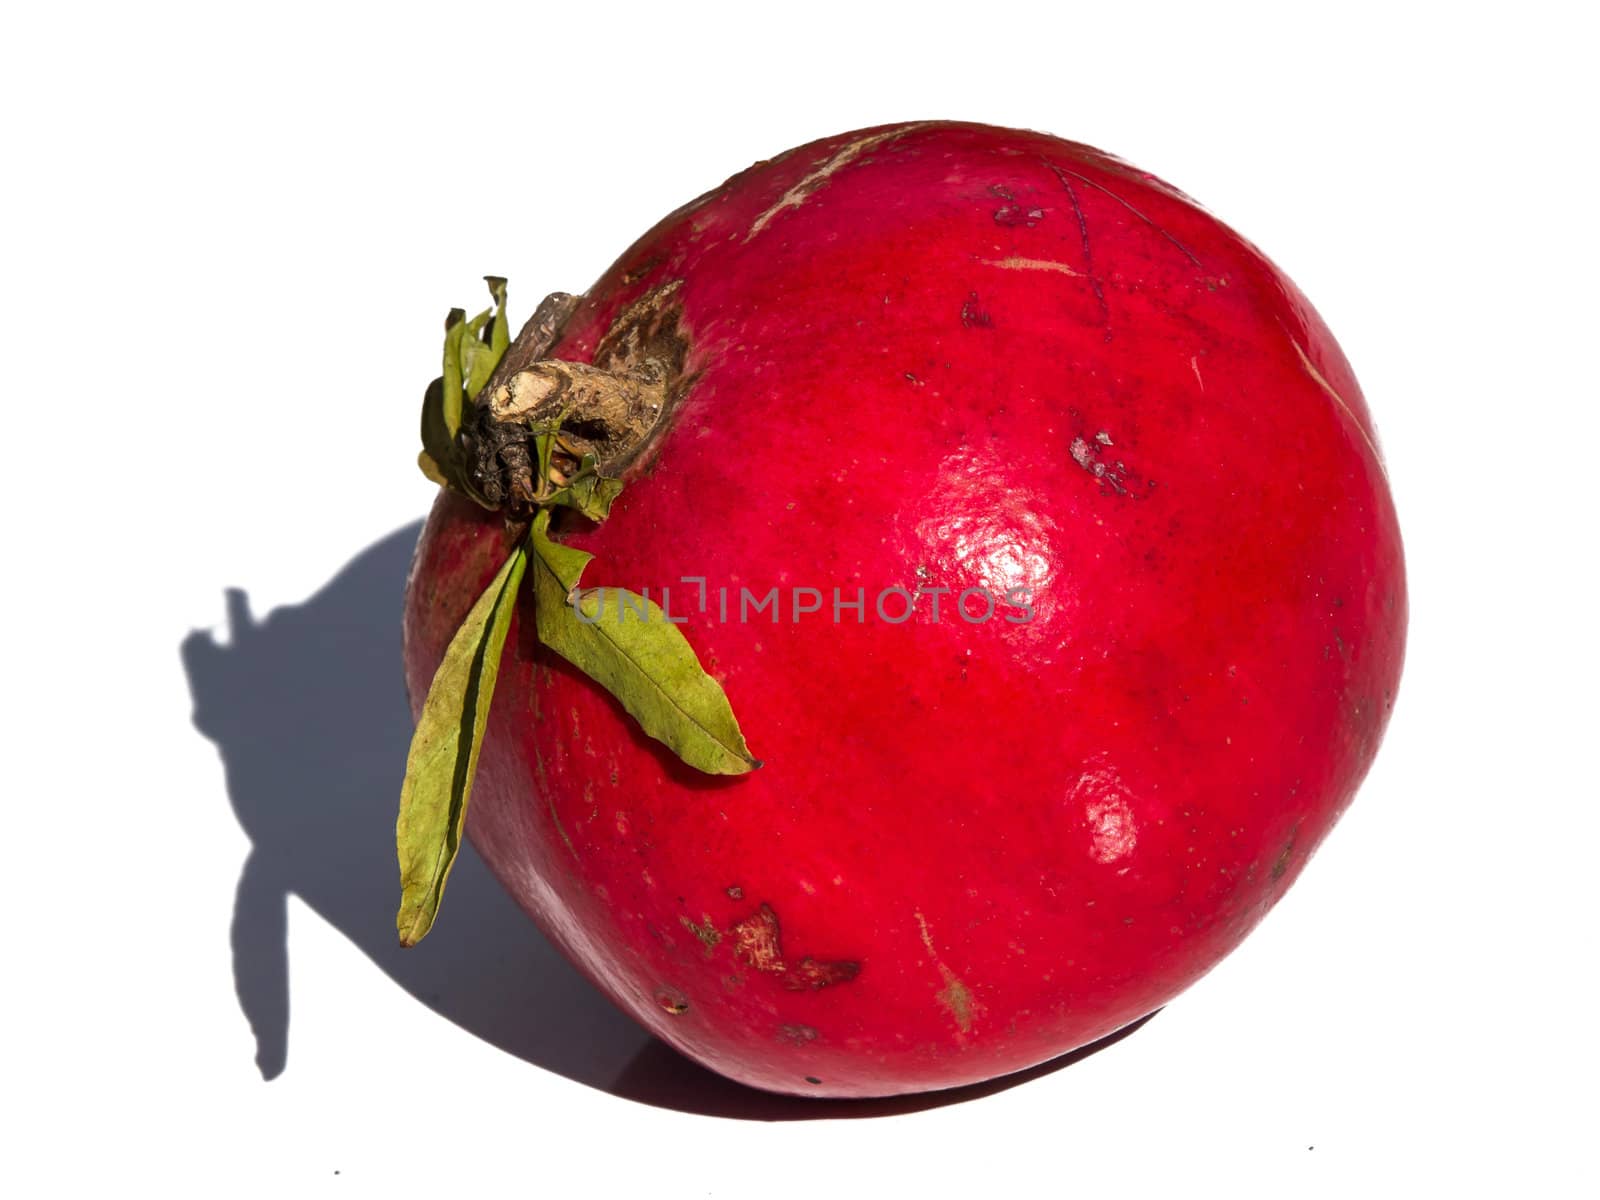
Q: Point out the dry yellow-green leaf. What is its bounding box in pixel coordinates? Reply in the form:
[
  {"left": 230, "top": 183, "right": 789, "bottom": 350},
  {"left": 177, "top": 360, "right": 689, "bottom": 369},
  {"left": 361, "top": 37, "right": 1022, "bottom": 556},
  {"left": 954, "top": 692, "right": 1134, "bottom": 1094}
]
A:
[{"left": 395, "top": 545, "right": 527, "bottom": 945}]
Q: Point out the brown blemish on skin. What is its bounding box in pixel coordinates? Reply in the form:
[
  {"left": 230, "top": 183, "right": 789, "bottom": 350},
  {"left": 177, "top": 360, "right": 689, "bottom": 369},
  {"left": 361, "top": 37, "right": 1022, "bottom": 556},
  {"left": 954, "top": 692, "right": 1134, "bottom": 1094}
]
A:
[
  {"left": 679, "top": 913, "right": 722, "bottom": 954},
  {"left": 729, "top": 903, "right": 861, "bottom": 990},
  {"left": 726, "top": 885, "right": 744, "bottom": 900},
  {"left": 914, "top": 910, "right": 977, "bottom": 1034},
  {"left": 730, "top": 903, "right": 785, "bottom": 973},
  {"left": 777, "top": 1023, "right": 819, "bottom": 1045},
  {"left": 745, "top": 123, "right": 934, "bottom": 240},
  {"left": 978, "top": 255, "right": 1079, "bottom": 275},
  {"left": 937, "top": 977, "right": 976, "bottom": 1033}
]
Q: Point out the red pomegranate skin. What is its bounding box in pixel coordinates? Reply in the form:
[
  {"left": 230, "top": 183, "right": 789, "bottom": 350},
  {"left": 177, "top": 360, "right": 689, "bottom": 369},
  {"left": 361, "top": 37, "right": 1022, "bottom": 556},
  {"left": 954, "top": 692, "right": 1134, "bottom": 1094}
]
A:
[{"left": 403, "top": 121, "right": 1406, "bottom": 1098}]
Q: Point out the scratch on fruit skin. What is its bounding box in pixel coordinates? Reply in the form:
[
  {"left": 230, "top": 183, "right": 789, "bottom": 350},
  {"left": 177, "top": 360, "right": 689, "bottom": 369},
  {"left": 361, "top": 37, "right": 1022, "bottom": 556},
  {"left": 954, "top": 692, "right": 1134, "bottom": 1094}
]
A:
[
  {"left": 978, "top": 256, "right": 1080, "bottom": 275},
  {"left": 1048, "top": 162, "right": 1205, "bottom": 270},
  {"left": 1044, "top": 161, "right": 1112, "bottom": 342},
  {"left": 547, "top": 796, "right": 578, "bottom": 860},
  {"left": 1287, "top": 334, "right": 1386, "bottom": 478},
  {"left": 745, "top": 123, "right": 933, "bottom": 240},
  {"left": 914, "top": 910, "right": 976, "bottom": 1034}
]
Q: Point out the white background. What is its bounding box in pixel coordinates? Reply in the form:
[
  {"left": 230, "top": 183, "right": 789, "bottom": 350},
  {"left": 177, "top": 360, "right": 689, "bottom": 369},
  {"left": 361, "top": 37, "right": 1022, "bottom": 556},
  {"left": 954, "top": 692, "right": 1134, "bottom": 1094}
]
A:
[{"left": 4, "top": 2, "right": 1594, "bottom": 1196}]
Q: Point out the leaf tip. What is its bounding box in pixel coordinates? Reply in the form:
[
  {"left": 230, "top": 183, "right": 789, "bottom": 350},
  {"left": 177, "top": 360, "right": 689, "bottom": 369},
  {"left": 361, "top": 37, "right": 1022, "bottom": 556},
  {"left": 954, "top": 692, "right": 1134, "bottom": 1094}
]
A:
[
  {"left": 417, "top": 450, "right": 449, "bottom": 487},
  {"left": 396, "top": 908, "right": 429, "bottom": 948}
]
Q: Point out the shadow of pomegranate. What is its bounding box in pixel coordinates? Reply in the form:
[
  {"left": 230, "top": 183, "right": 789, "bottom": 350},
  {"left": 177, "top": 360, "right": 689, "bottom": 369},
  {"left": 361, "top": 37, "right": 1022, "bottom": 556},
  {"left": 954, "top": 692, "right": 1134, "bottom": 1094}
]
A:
[{"left": 181, "top": 521, "right": 1152, "bottom": 1117}]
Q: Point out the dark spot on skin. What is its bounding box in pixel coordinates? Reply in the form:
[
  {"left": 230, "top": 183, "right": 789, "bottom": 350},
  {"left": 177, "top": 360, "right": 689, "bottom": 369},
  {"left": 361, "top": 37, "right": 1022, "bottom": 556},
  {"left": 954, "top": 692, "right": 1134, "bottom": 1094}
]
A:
[
  {"left": 726, "top": 885, "right": 744, "bottom": 900},
  {"left": 654, "top": 987, "right": 689, "bottom": 1014},
  {"left": 1333, "top": 630, "right": 1350, "bottom": 663},
  {"left": 784, "top": 957, "right": 862, "bottom": 992},
  {"left": 805, "top": 1076, "right": 823, "bottom": 1085},
  {"left": 960, "top": 291, "right": 993, "bottom": 328},
  {"left": 1271, "top": 835, "right": 1297, "bottom": 881},
  {"left": 620, "top": 252, "right": 665, "bottom": 285},
  {"left": 1069, "top": 434, "right": 1137, "bottom": 496}
]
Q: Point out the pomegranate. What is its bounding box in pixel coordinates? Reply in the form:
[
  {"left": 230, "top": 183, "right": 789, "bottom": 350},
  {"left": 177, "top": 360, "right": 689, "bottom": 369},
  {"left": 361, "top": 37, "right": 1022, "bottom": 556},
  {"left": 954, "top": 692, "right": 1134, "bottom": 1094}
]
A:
[{"left": 398, "top": 121, "right": 1406, "bottom": 1098}]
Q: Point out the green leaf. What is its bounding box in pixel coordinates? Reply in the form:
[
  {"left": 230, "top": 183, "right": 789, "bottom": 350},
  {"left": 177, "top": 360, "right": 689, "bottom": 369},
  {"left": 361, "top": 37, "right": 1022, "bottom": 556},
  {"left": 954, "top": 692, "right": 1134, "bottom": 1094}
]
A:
[
  {"left": 532, "top": 423, "right": 560, "bottom": 497},
  {"left": 440, "top": 307, "right": 469, "bottom": 438},
  {"left": 547, "top": 471, "right": 624, "bottom": 522},
  {"left": 462, "top": 278, "right": 510, "bottom": 401},
  {"left": 424, "top": 280, "right": 513, "bottom": 491},
  {"left": 395, "top": 544, "right": 528, "bottom": 946},
  {"left": 532, "top": 433, "right": 623, "bottom": 521},
  {"left": 416, "top": 449, "right": 450, "bottom": 487},
  {"left": 485, "top": 276, "right": 510, "bottom": 371},
  {"left": 528, "top": 510, "right": 759, "bottom": 775},
  {"left": 419, "top": 377, "right": 459, "bottom": 487}
]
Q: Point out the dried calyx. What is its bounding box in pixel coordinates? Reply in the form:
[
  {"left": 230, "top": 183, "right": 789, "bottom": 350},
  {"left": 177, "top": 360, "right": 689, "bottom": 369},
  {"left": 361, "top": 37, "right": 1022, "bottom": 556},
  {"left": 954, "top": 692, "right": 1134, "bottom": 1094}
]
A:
[{"left": 423, "top": 280, "right": 688, "bottom": 520}]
